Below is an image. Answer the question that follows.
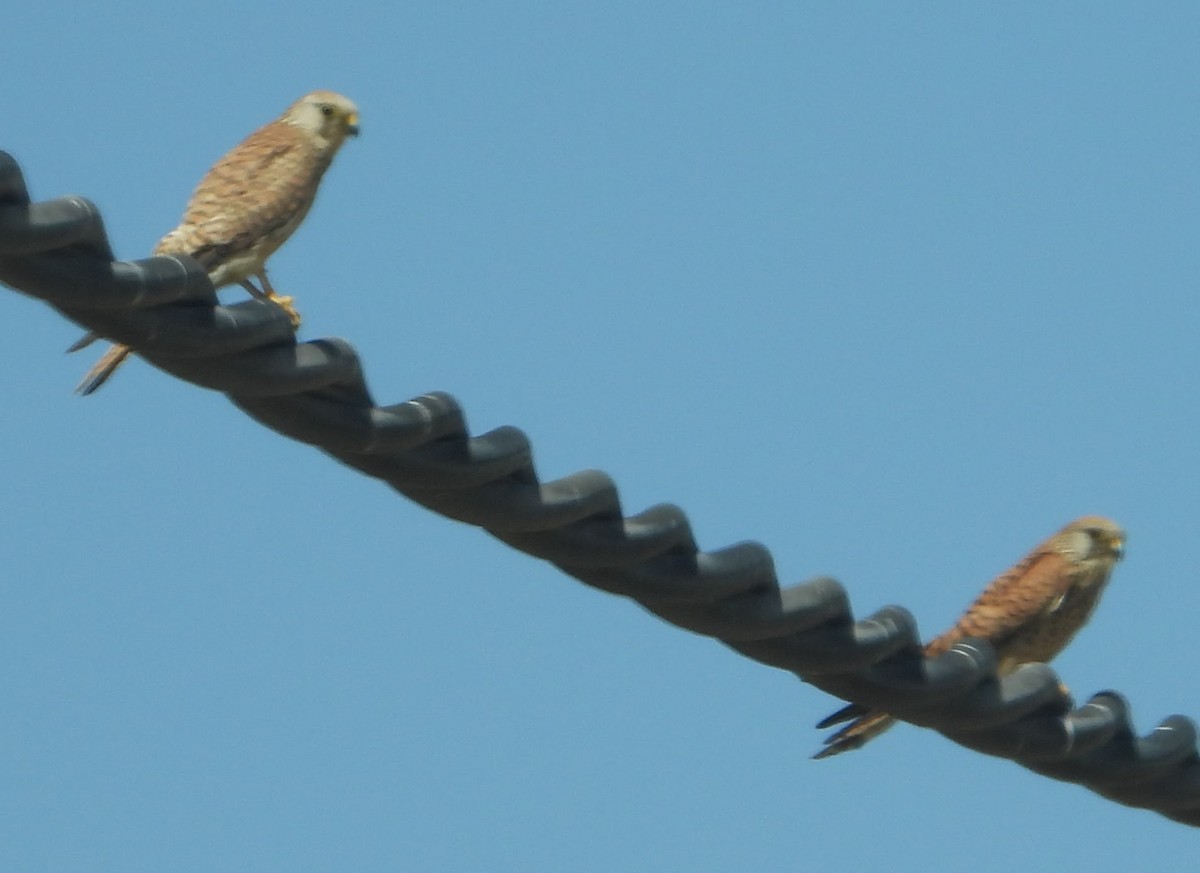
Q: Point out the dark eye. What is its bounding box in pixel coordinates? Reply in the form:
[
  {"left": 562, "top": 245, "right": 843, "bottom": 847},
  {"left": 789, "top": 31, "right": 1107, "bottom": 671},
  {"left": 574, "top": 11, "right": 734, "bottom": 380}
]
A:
[{"left": 320, "top": 104, "right": 334, "bottom": 117}]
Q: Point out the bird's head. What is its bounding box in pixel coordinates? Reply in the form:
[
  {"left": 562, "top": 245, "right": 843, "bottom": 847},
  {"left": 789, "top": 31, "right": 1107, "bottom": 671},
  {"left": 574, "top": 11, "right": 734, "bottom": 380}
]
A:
[
  {"left": 283, "top": 90, "right": 360, "bottom": 151},
  {"left": 1056, "top": 516, "right": 1125, "bottom": 567}
]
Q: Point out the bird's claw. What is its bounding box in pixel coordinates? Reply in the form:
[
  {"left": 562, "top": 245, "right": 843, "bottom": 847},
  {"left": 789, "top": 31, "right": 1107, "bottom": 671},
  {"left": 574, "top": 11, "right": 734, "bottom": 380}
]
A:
[{"left": 267, "top": 293, "right": 302, "bottom": 329}]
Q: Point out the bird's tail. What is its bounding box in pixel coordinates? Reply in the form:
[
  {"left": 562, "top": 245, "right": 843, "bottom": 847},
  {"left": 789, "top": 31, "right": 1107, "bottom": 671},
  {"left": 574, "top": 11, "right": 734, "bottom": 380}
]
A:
[
  {"left": 74, "top": 344, "right": 132, "bottom": 395},
  {"left": 66, "top": 331, "right": 101, "bottom": 353},
  {"left": 812, "top": 704, "right": 896, "bottom": 759}
]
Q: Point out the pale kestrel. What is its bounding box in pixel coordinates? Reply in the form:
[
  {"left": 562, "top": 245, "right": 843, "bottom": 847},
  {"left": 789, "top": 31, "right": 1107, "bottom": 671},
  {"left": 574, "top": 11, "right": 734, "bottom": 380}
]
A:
[
  {"left": 813, "top": 516, "right": 1124, "bottom": 759},
  {"left": 71, "top": 90, "right": 360, "bottom": 394}
]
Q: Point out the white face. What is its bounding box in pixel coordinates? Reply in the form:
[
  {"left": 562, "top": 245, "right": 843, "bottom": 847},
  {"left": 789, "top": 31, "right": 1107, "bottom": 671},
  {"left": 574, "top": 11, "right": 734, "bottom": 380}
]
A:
[
  {"left": 1059, "top": 522, "right": 1124, "bottom": 564},
  {"left": 285, "top": 92, "right": 360, "bottom": 147},
  {"left": 1060, "top": 528, "right": 1098, "bottom": 561}
]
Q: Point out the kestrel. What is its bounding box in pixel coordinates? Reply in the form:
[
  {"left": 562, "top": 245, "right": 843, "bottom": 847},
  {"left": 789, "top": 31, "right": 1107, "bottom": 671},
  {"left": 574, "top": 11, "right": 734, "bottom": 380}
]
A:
[
  {"left": 71, "top": 90, "right": 360, "bottom": 394},
  {"left": 813, "top": 515, "right": 1125, "bottom": 759}
]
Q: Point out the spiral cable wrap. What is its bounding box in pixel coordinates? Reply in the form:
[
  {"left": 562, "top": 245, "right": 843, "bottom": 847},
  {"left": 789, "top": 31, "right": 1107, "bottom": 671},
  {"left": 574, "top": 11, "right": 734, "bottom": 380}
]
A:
[{"left": 2, "top": 150, "right": 1197, "bottom": 826}]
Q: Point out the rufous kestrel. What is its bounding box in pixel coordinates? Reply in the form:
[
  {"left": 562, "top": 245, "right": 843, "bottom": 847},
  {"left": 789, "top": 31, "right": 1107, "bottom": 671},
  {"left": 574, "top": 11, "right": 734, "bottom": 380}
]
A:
[
  {"left": 813, "top": 515, "right": 1125, "bottom": 758},
  {"left": 71, "top": 90, "right": 360, "bottom": 394}
]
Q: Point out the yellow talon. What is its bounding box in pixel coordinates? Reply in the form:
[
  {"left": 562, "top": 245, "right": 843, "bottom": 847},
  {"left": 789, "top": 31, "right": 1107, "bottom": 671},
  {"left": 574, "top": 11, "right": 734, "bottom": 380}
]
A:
[{"left": 267, "top": 292, "right": 302, "bottom": 329}]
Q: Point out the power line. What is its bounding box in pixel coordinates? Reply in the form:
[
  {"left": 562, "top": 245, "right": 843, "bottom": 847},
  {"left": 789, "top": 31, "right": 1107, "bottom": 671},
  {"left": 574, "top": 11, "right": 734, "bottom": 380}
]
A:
[{"left": 2, "top": 149, "right": 1197, "bottom": 826}]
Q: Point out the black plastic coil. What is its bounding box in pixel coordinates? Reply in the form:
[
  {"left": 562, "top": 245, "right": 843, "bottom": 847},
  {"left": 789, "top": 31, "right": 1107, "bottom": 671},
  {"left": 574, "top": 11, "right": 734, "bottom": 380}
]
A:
[{"left": 2, "top": 150, "right": 1197, "bottom": 826}]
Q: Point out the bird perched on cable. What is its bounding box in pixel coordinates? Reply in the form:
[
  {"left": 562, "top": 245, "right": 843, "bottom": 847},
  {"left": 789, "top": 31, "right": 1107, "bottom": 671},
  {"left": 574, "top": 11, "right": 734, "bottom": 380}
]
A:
[
  {"left": 813, "top": 515, "right": 1125, "bottom": 759},
  {"left": 71, "top": 89, "right": 360, "bottom": 395}
]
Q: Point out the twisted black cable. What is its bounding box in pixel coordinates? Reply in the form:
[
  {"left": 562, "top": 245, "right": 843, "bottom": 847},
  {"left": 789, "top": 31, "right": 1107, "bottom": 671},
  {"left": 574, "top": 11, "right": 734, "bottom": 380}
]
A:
[{"left": 2, "top": 150, "right": 1198, "bottom": 826}]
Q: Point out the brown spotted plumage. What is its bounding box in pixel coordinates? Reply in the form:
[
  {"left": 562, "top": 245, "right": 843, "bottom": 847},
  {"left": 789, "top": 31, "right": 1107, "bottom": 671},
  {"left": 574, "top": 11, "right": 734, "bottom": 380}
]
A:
[
  {"left": 814, "top": 516, "right": 1125, "bottom": 758},
  {"left": 71, "top": 90, "right": 360, "bottom": 394}
]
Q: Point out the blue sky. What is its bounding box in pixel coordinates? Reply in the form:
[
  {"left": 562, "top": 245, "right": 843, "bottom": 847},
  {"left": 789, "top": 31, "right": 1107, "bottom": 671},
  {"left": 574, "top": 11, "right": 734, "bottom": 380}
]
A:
[{"left": 3, "top": 2, "right": 1198, "bottom": 869}]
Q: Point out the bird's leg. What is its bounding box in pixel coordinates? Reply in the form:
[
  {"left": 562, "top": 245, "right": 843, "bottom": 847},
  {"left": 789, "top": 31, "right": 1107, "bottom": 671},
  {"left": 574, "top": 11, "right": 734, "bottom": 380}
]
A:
[
  {"left": 241, "top": 271, "right": 302, "bottom": 329},
  {"left": 239, "top": 278, "right": 268, "bottom": 299}
]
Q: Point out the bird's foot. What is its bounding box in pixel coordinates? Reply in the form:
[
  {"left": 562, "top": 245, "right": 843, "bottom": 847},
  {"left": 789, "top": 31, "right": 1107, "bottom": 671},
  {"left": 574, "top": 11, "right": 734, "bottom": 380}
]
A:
[{"left": 267, "top": 293, "right": 302, "bottom": 329}]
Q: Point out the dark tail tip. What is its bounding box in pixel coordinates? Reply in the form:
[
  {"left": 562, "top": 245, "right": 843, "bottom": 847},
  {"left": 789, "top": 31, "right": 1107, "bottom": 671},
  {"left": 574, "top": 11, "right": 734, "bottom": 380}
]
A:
[
  {"left": 66, "top": 332, "right": 99, "bottom": 354},
  {"left": 815, "top": 702, "right": 869, "bottom": 730}
]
